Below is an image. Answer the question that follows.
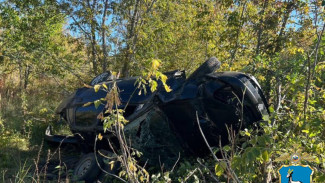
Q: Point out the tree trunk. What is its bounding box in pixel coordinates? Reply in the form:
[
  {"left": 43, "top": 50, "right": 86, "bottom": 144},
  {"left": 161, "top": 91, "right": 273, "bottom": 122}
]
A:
[
  {"left": 264, "top": 1, "right": 294, "bottom": 101},
  {"left": 101, "top": 0, "right": 109, "bottom": 73},
  {"left": 87, "top": 0, "right": 98, "bottom": 75},
  {"left": 229, "top": 0, "right": 247, "bottom": 68},
  {"left": 19, "top": 62, "right": 23, "bottom": 89},
  {"left": 255, "top": 0, "right": 268, "bottom": 55},
  {"left": 0, "top": 74, "right": 6, "bottom": 110},
  {"left": 274, "top": 1, "right": 294, "bottom": 53},
  {"left": 122, "top": 0, "right": 140, "bottom": 78},
  {"left": 24, "top": 65, "right": 31, "bottom": 90},
  {"left": 91, "top": 29, "right": 98, "bottom": 75},
  {"left": 303, "top": 22, "right": 325, "bottom": 119}
]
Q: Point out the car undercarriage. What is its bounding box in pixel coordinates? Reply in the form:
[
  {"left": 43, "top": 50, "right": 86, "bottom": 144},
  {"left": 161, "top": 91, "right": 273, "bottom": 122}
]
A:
[{"left": 45, "top": 57, "right": 269, "bottom": 182}]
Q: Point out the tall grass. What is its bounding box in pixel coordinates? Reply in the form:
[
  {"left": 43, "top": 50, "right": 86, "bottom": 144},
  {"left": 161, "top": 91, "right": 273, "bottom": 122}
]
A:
[{"left": 0, "top": 73, "right": 82, "bottom": 182}]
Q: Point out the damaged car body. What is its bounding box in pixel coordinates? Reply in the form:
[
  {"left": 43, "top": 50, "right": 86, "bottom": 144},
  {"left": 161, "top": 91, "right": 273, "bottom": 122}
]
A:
[{"left": 45, "top": 57, "right": 269, "bottom": 181}]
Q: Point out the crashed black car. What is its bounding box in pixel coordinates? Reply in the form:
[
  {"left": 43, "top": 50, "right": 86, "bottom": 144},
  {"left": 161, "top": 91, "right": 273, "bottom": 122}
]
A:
[{"left": 45, "top": 57, "right": 269, "bottom": 181}]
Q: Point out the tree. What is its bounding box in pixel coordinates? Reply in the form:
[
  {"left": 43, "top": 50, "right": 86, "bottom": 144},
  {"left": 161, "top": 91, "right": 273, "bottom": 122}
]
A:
[
  {"left": 59, "top": 0, "right": 114, "bottom": 75},
  {"left": 0, "top": 0, "right": 84, "bottom": 90}
]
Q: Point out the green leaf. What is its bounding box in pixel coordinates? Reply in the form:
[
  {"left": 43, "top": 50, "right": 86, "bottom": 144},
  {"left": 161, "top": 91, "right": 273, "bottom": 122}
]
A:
[
  {"left": 245, "top": 131, "right": 251, "bottom": 137},
  {"left": 215, "top": 162, "right": 225, "bottom": 176},
  {"left": 150, "top": 80, "right": 158, "bottom": 92},
  {"left": 163, "top": 83, "right": 172, "bottom": 92},
  {"left": 151, "top": 59, "right": 161, "bottom": 70},
  {"left": 83, "top": 102, "right": 92, "bottom": 107},
  {"left": 257, "top": 136, "right": 266, "bottom": 146},
  {"left": 223, "top": 145, "right": 231, "bottom": 152},
  {"left": 302, "top": 130, "right": 309, "bottom": 134},
  {"left": 262, "top": 150, "right": 269, "bottom": 162},
  {"left": 94, "top": 100, "right": 101, "bottom": 109},
  {"left": 269, "top": 106, "right": 274, "bottom": 113},
  {"left": 251, "top": 147, "right": 260, "bottom": 157},
  {"left": 102, "top": 83, "right": 108, "bottom": 90},
  {"left": 246, "top": 151, "right": 254, "bottom": 163},
  {"left": 241, "top": 142, "right": 247, "bottom": 149},
  {"left": 94, "top": 84, "right": 101, "bottom": 92},
  {"left": 109, "top": 161, "right": 115, "bottom": 170},
  {"left": 104, "top": 119, "right": 114, "bottom": 130}
]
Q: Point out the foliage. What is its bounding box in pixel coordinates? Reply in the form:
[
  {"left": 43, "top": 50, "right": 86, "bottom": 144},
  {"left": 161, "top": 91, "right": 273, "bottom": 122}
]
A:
[{"left": 0, "top": 0, "right": 325, "bottom": 182}]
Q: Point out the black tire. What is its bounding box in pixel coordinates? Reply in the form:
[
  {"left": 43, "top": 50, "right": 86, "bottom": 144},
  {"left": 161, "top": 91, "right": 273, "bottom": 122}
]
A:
[
  {"left": 187, "top": 57, "right": 221, "bottom": 81},
  {"left": 73, "top": 153, "right": 103, "bottom": 183}
]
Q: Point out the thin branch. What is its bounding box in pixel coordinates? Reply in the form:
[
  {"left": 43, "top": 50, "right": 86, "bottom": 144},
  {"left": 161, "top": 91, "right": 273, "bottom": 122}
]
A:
[
  {"left": 197, "top": 158, "right": 220, "bottom": 183},
  {"left": 303, "top": 21, "right": 325, "bottom": 119},
  {"left": 70, "top": 16, "right": 91, "bottom": 39},
  {"left": 94, "top": 135, "right": 128, "bottom": 183},
  {"left": 195, "top": 111, "right": 220, "bottom": 162},
  {"left": 182, "top": 168, "right": 198, "bottom": 183},
  {"left": 171, "top": 152, "right": 181, "bottom": 173}
]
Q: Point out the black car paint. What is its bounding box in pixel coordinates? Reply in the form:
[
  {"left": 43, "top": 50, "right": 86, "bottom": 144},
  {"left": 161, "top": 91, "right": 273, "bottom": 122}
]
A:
[{"left": 47, "top": 59, "right": 269, "bottom": 163}]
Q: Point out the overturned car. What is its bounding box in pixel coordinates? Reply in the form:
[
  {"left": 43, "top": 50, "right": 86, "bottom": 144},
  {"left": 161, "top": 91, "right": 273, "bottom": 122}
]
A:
[{"left": 45, "top": 57, "right": 269, "bottom": 181}]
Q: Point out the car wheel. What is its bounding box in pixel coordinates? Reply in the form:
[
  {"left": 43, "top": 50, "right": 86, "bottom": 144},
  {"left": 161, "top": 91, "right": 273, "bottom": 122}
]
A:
[
  {"left": 73, "top": 153, "right": 103, "bottom": 183},
  {"left": 187, "top": 57, "right": 221, "bottom": 81}
]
